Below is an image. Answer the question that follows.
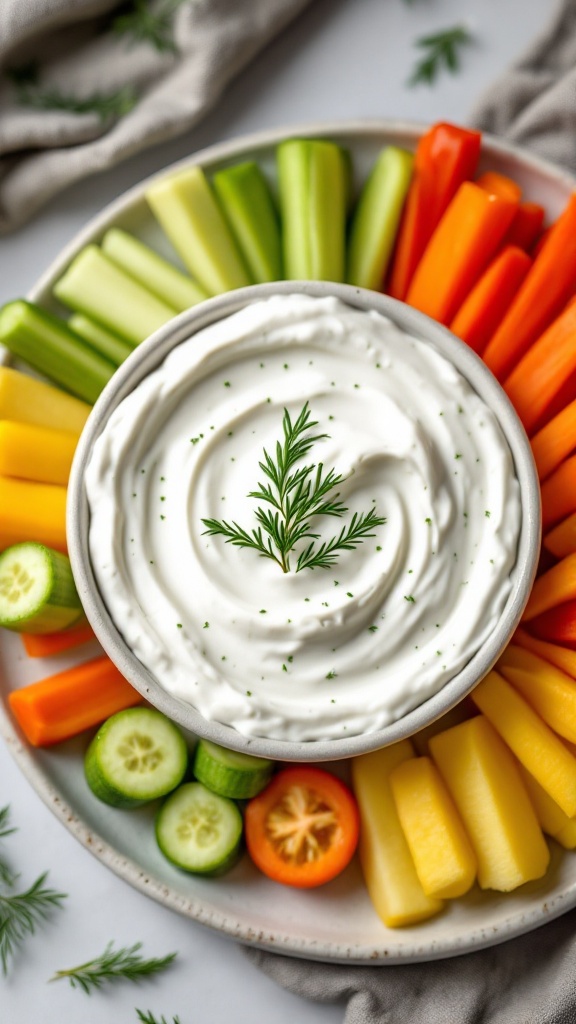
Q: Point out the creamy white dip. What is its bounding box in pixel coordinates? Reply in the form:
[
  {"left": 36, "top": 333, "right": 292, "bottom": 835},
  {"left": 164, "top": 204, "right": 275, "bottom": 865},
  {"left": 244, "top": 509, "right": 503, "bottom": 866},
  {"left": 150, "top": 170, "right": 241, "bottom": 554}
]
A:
[{"left": 85, "top": 295, "right": 521, "bottom": 741}]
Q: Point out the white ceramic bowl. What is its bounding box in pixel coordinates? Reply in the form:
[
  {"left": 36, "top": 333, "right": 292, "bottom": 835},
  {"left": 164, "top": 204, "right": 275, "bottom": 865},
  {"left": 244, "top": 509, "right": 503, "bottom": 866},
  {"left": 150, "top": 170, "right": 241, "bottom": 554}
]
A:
[{"left": 67, "top": 279, "right": 540, "bottom": 762}]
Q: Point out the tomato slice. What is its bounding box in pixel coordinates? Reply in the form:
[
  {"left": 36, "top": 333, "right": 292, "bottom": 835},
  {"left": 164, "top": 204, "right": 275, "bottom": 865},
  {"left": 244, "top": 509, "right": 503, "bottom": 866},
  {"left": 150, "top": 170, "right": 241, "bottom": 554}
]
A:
[{"left": 244, "top": 766, "right": 359, "bottom": 888}]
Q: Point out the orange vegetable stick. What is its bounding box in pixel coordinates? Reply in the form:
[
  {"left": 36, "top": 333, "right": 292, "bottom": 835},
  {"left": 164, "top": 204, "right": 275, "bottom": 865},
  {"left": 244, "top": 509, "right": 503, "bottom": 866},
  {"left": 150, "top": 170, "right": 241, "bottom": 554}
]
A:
[
  {"left": 528, "top": 600, "right": 576, "bottom": 648},
  {"left": 531, "top": 398, "right": 576, "bottom": 482},
  {"left": 544, "top": 512, "right": 576, "bottom": 560},
  {"left": 475, "top": 171, "right": 522, "bottom": 203},
  {"left": 8, "top": 656, "right": 142, "bottom": 746},
  {"left": 0, "top": 420, "right": 77, "bottom": 486},
  {"left": 0, "top": 475, "right": 67, "bottom": 552},
  {"left": 483, "top": 193, "right": 576, "bottom": 380},
  {"left": 503, "top": 297, "right": 576, "bottom": 435},
  {"left": 504, "top": 202, "right": 545, "bottom": 251},
  {"left": 450, "top": 246, "right": 531, "bottom": 355},
  {"left": 531, "top": 223, "right": 553, "bottom": 258},
  {"left": 523, "top": 553, "right": 576, "bottom": 621},
  {"left": 513, "top": 627, "right": 576, "bottom": 680},
  {"left": 21, "top": 621, "right": 95, "bottom": 658},
  {"left": 406, "top": 181, "right": 518, "bottom": 325},
  {"left": 540, "top": 455, "right": 576, "bottom": 531},
  {"left": 388, "top": 122, "right": 481, "bottom": 301}
]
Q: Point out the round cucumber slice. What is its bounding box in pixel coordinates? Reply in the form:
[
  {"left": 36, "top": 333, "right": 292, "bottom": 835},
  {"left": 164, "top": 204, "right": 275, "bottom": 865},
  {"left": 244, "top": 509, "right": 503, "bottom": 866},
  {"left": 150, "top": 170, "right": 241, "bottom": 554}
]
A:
[
  {"left": 85, "top": 708, "right": 188, "bottom": 809},
  {"left": 156, "top": 782, "right": 243, "bottom": 875},
  {"left": 193, "top": 739, "right": 273, "bottom": 799},
  {"left": 0, "top": 542, "right": 84, "bottom": 633}
]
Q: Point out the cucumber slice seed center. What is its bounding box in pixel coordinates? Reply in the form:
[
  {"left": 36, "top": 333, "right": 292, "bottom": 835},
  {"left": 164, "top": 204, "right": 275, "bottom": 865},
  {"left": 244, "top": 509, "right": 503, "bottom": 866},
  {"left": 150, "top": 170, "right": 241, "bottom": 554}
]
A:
[
  {"left": 117, "top": 732, "right": 165, "bottom": 773},
  {"left": 0, "top": 562, "right": 36, "bottom": 602},
  {"left": 177, "top": 801, "right": 224, "bottom": 849},
  {"left": 266, "top": 786, "right": 340, "bottom": 864}
]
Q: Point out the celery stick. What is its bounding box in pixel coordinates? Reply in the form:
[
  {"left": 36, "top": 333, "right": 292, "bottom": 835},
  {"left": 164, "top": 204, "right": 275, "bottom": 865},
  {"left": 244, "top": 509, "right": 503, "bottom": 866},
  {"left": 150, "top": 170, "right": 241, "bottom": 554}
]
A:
[
  {"left": 213, "top": 162, "right": 282, "bottom": 283},
  {"left": 146, "top": 166, "right": 252, "bottom": 296},
  {"left": 347, "top": 146, "right": 414, "bottom": 290},
  {"left": 0, "top": 300, "right": 116, "bottom": 404},
  {"left": 101, "top": 228, "right": 207, "bottom": 312},
  {"left": 68, "top": 314, "right": 133, "bottom": 366},
  {"left": 53, "top": 246, "right": 177, "bottom": 346},
  {"left": 277, "top": 139, "right": 348, "bottom": 282}
]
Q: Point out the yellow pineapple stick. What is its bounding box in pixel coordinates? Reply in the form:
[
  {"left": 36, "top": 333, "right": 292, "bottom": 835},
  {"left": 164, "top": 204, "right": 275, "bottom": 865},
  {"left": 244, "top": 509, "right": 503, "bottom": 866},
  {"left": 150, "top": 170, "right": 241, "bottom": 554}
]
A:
[
  {"left": 389, "top": 756, "right": 477, "bottom": 899},
  {"left": 472, "top": 670, "right": 576, "bottom": 816},
  {"left": 497, "top": 643, "right": 576, "bottom": 742},
  {"left": 430, "top": 716, "right": 549, "bottom": 891},
  {"left": 0, "top": 476, "right": 67, "bottom": 552},
  {"left": 351, "top": 741, "right": 443, "bottom": 928},
  {"left": 518, "top": 764, "right": 576, "bottom": 850},
  {"left": 0, "top": 420, "right": 77, "bottom": 487}
]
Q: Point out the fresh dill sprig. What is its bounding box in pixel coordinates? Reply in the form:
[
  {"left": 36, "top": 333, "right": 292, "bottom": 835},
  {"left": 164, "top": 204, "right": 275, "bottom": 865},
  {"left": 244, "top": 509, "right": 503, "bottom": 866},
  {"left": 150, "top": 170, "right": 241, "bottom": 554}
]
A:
[
  {"left": 0, "top": 872, "right": 67, "bottom": 976},
  {"left": 0, "top": 805, "right": 17, "bottom": 887},
  {"left": 12, "top": 83, "right": 138, "bottom": 123},
  {"left": 113, "top": 0, "right": 188, "bottom": 54},
  {"left": 136, "top": 1012, "right": 182, "bottom": 1024},
  {"left": 51, "top": 941, "right": 177, "bottom": 994},
  {"left": 202, "top": 402, "right": 386, "bottom": 573},
  {"left": 408, "top": 25, "right": 473, "bottom": 86}
]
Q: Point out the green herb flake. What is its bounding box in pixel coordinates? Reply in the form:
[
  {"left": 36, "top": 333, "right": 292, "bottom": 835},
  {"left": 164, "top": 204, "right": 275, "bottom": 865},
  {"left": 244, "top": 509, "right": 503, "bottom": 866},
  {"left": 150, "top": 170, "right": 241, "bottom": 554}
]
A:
[
  {"left": 368, "top": 625, "right": 378, "bottom": 633},
  {"left": 485, "top": 510, "right": 491, "bottom": 518},
  {"left": 404, "top": 595, "right": 416, "bottom": 603},
  {"left": 326, "top": 670, "right": 337, "bottom": 680},
  {"left": 203, "top": 622, "right": 209, "bottom": 628}
]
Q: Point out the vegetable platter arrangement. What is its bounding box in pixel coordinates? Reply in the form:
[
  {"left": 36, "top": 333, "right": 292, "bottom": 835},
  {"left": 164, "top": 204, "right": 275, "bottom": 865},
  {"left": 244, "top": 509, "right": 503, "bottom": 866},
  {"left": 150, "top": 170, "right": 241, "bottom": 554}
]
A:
[{"left": 2, "top": 120, "right": 576, "bottom": 965}]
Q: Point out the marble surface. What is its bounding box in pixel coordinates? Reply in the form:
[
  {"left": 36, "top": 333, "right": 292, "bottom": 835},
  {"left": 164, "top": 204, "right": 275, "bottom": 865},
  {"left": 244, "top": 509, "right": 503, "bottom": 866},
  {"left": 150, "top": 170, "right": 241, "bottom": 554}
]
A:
[{"left": 0, "top": 1, "right": 553, "bottom": 1021}]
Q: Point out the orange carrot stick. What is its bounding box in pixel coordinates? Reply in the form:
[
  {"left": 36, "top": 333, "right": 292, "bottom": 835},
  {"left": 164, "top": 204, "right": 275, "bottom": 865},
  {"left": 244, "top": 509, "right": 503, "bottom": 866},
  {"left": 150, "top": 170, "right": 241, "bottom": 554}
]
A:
[
  {"left": 475, "top": 171, "right": 522, "bottom": 203},
  {"left": 540, "top": 456, "right": 576, "bottom": 531},
  {"left": 21, "top": 621, "right": 95, "bottom": 659},
  {"left": 387, "top": 123, "right": 481, "bottom": 301},
  {"left": 544, "top": 512, "right": 576, "bottom": 560},
  {"left": 503, "top": 297, "right": 576, "bottom": 435},
  {"left": 513, "top": 626, "right": 576, "bottom": 679},
  {"left": 523, "top": 553, "right": 576, "bottom": 622},
  {"left": 406, "top": 181, "right": 518, "bottom": 325},
  {"left": 504, "top": 202, "right": 545, "bottom": 251},
  {"left": 8, "top": 656, "right": 142, "bottom": 746},
  {"left": 450, "top": 246, "right": 531, "bottom": 354},
  {"left": 483, "top": 193, "right": 576, "bottom": 380},
  {"left": 531, "top": 398, "right": 576, "bottom": 481},
  {"left": 528, "top": 600, "right": 576, "bottom": 648}
]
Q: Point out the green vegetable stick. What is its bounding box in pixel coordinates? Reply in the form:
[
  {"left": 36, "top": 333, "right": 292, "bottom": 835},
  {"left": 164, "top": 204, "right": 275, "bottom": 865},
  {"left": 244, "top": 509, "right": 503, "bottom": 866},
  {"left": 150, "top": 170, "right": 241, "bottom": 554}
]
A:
[
  {"left": 101, "top": 228, "right": 207, "bottom": 311},
  {"left": 146, "top": 166, "right": 252, "bottom": 295},
  {"left": 0, "top": 300, "right": 116, "bottom": 404},
  {"left": 347, "top": 146, "right": 414, "bottom": 290},
  {"left": 212, "top": 162, "right": 282, "bottom": 283},
  {"left": 53, "top": 246, "right": 177, "bottom": 346},
  {"left": 68, "top": 313, "right": 133, "bottom": 366},
  {"left": 277, "top": 139, "right": 349, "bottom": 282}
]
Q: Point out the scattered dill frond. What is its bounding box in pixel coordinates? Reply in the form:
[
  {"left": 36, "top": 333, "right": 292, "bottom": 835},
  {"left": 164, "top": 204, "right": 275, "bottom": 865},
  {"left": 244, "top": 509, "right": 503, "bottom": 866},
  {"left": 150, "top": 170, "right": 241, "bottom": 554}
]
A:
[
  {"left": 202, "top": 402, "right": 386, "bottom": 573},
  {"left": 0, "top": 805, "right": 16, "bottom": 887},
  {"left": 113, "top": 0, "right": 188, "bottom": 54},
  {"left": 13, "top": 84, "right": 138, "bottom": 122},
  {"left": 136, "top": 1011, "right": 182, "bottom": 1024},
  {"left": 0, "top": 872, "right": 67, "bottom": 976},
  {"left": 408, "top": 25, "right": 473, "bottom": 86},
  {"left": 51, "top": 941, "right": 177, "bottom": 994}
]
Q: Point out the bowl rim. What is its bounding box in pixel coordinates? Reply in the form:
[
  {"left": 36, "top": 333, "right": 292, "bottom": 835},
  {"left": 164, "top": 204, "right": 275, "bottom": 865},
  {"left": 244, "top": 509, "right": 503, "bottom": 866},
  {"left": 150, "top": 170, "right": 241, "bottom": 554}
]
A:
[{"left": 67, "top": 280, "right": 541, "bottom": 761}]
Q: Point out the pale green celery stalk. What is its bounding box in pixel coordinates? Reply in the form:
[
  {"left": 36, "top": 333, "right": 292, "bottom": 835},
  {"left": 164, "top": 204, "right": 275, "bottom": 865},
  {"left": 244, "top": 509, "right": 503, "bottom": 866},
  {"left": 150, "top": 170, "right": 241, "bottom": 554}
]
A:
[
  {"left": 277, "top": 139, "right": 349, "bottom": 282},
  {"left": 53, "top": 246, "right": 177, "bottom": 346},
  {"left": 0, "top": 300, "right": 116, "bottom": 404},
  {"left": 68, "top": 313, "right": 133, "bottom": 366},
  {"left": 145, "top": 166, "right": 252, "bottom": 296},
  {"left": 101, "top": 228, "right": 207, "bottom": 311},
  {"left": 212, "top": 162, "right": 282, "bottom": 283},
  {"left": 347, "top": 146, "right": 414, "bottom": 290}
]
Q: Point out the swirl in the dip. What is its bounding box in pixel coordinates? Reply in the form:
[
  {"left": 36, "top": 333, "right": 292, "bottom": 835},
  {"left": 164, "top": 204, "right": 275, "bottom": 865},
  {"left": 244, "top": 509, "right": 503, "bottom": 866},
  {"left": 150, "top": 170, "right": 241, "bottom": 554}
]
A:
[{"left": 85, "top": 295, "right": 521, "bottom": 741}]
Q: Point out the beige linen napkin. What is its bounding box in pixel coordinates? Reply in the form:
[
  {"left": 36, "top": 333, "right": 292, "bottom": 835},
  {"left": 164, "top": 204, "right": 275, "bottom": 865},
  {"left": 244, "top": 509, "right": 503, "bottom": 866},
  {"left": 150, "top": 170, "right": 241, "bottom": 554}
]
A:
[{"left": 0, "top": 0, "right": 314, "bottom": 234}]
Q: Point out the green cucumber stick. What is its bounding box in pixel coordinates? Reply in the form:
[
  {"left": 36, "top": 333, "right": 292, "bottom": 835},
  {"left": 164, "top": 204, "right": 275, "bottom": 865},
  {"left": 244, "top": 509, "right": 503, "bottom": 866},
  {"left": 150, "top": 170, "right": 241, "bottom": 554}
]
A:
[
  {"left": 212, "top": 162, "right": 282, "bottom": 283},
  {"left": 53, "top": 246, "right": 177, "bottom": 346},
  {"left": 145, "top": 166, "right": 252, "bottom": 296},
  {"left": 0, "top": 300, "right": 116, "bottom": 404},
  {"left": 277, "top": 139, "right": 349, "bottom": 281},
  {"left": 101, "top": 229, "right": 207, "bottom": 312},
  {"left": 347, "top": 146, "right": 414, "bottom": 290},
  {"left": 68, "top": 314, "right": 133, "bottom": 366}
]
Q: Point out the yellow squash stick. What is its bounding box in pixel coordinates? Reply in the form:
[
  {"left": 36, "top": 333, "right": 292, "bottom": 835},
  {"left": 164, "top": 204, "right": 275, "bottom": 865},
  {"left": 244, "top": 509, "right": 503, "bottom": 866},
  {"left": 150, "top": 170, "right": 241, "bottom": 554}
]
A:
[
  {"left": 0, "top": 420, "right": 77, "bottom": 486},
  {"left": 0, "top": 366, "right": 90, "bottom": 436},
  {"left": 0, "top": 476, "right": 67, "bottom": 552}
]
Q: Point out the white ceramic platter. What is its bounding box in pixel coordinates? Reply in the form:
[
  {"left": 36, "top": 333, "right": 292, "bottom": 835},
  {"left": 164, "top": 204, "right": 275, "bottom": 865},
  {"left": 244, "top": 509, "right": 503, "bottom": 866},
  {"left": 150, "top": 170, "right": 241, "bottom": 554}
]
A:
[{"left": 2, "top": 121, "right": 576, "bottom": 964}]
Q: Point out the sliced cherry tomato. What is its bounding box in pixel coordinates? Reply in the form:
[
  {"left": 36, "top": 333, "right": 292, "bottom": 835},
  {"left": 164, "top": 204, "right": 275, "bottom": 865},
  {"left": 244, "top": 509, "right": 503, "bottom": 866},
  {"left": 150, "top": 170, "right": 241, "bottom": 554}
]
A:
[{"left": 244, "top": 766, "right": 359, "bottom": 888}]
